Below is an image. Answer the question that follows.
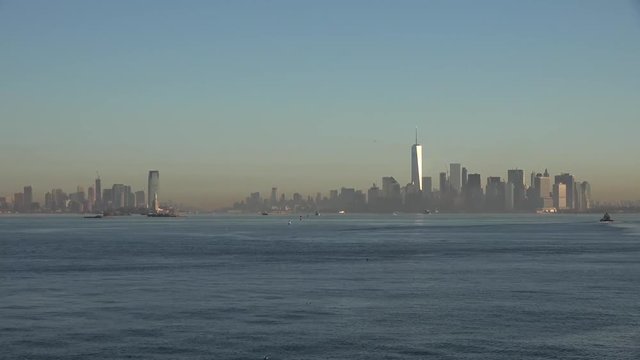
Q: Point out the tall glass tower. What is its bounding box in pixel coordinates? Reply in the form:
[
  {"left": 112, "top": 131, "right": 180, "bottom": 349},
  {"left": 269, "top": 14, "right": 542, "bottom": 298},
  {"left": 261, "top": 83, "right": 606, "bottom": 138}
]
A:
[
  {"left": 450, "top": 163, "right": 462, "bottom": 193},
  {"left": 410, "top": 128, "right": 423, "bottom": 191},
  {"left": 148, "top": 170, "right": 160, "bottom": 210}
]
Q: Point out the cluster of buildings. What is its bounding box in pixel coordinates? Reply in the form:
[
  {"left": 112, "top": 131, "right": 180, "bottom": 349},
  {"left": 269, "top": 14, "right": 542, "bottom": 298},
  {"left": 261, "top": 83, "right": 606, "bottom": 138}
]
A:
[
  {"left": 0, "top": 171, "right": 161, "bottom": 214},
  {"left": 231, "top": 132, "right": 593, "bottom": 214}
]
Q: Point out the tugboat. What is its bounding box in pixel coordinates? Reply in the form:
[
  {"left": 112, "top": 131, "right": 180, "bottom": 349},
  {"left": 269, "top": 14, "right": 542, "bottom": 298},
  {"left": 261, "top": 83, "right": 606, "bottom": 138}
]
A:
[{"left": 600, "top": 212, "right": 613, "bottom": 222}]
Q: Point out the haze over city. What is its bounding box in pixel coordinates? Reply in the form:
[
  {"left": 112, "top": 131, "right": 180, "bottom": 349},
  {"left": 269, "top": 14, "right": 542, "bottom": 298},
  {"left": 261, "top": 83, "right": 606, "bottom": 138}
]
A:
[{"left": 2, "top": 0, "right": 639, "bottom": 209}]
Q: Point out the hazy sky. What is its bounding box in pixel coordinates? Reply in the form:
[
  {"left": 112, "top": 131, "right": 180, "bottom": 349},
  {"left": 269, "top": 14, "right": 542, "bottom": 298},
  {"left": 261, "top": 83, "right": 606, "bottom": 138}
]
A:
[{"left": 1, "top": 0, "right": 639, "bottom": 208}]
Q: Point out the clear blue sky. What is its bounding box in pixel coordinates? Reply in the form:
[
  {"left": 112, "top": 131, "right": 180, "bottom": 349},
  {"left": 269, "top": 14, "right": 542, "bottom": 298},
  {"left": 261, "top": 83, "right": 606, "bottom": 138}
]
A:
[{"left": 1, "top": 0, "right": 639, "bottom": 207}]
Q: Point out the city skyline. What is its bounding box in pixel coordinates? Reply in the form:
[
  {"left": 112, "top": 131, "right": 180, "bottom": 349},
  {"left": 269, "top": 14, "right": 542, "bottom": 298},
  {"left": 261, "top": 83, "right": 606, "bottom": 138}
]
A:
[
  {"left": 0, "top": 131, "right": 636, "bottom": 210},
  {"left": 1, "top": 1, "right": 639, "bottom": 207},
  {"left": 2, "top": 130, "right": 636, "bottom": 212}
]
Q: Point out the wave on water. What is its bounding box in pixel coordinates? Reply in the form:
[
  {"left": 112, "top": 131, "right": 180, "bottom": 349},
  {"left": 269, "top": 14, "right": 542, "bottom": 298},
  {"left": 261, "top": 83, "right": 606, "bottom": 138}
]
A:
[{"left": 608, "top": 221, "right": 640, "bottom": 236}]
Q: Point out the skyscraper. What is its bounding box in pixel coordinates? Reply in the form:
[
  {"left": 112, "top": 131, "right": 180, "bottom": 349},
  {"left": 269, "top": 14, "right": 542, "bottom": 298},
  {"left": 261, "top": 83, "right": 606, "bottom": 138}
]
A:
[
  {"left": 553, "top": 183, "right": 567, "bottom": 210},
  {"left": 461, "top": 167, "right": 468, "bottom": 193},
  {"left": 439, "top": 172, "right": 448, "bottom": 194},
  {"left": 450, "top": 163, "right": 462, "bottom": 193},
  {"left": 505, "top": 182, "right": 515, "bottom": 211},
  {"left": 95, "top": 176, "right": 102, "bottom": 210},
  {"left": 382, "top": 177, "right": 401, "bottom": 200},
  {"left": 507, "top": 169, "right": 525, "bottom": 210},
  {"left": 270, "top": 187, "right": 277, "bottom": 207},
  {"left": 148, "top": 170, "right": 160, "bottom": 209},
  {"left": 135, "top": 191, "right": 145, "bottom": 208},
  {"left": 485, "top": 177, "right": 504, "bottom": 211},
  {"left": 575, "top": 181, "right": 591, "bottom": 211},
  {"left": 465, "top": 173, "right": 483, "bottom": 210},
  {"left": 112, "top": 184, "right": 126, "bottom": 209},
  {"left": 23, "top": 186, "right": 33, "bottom": 212},
  {"left": 410, "top": 129, "right": 423, "bottom": 191},
  {"left": 14, "top": 193, "right": 24, "bottom": 212},
  {"left": 554, "top": 173, "right": 575, "bottom": 209},
  {"left": 422, "top": 177, "right": 432, "bottom": 194},
  {"left": 88, "top": 186, "right": 95, "bottom": 205},
  {"left": 534, "top": 169, "right": 553, "bottom": 209}
]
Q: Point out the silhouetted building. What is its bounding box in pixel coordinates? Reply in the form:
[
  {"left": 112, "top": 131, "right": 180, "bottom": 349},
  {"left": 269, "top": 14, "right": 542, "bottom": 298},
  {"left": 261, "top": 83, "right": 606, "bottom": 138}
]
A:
[
  {"left": 465, "top": 173, "right": 483, "bottom": 210},
  {"left": 507, "top": 169, "right": 526, "bottom": 210},
  {"left": 461, "top": 167, "right": 468, "bottom": 193},
  {"left": 112, "top": 184, "right": 126, "bottom": 209},
  {"left": 450, "top": 163, "right": 462, "bottom": 194},
  {"left": 102, "top": 189, "right": 112, "bottom": 210},
  {"left": 485, "top": 177, "right": 505, "bottom": 211},
  {"left": 382, "top": 176, "right": 402, "bottom": 210},
  {"left": 14, "top": 193, "right": 24, "bottom": 212},
  {"left": 505, "top": 182, "right": 515, "bottom": 211},
  {"left": 87, "top": 186, "right": 95, "bottom": 212},
  {"left": 439, "top": 172, "right": 448, "bottom": 195},
  {"left": 148, "top": 170, "right": 160, "bottom": 209},
  {"left": 422, "top": 177, "right": 432, "bottom": 195},
  {"left": 135, "top": 191, "right": 145, "bottom": 208},
  {"left": 574, "top": 181, "right": 591, "bottom": 211},
  {"left": 52, "top": 189, "right": 68, "bottom": 212},
  {"left": 270, "top": 187, "right": 277, "bottom": 207},
  {"left": 95, "top": 176, "right": 102, "bottom": 210},
  {"left": 44, "top": 192, "right": 53, "bottom": 210},
  {"left": 22, "top": 186, "right": 33, "bottom": 212},
  {"left": 404, "top": 182, "right": 422, "bottom": 211},
  {"left": 382, "top": 177, "right": 401, "bottom": 200},
  {"left": 367, "top": 184, "right": 382, "bottom": 208}
]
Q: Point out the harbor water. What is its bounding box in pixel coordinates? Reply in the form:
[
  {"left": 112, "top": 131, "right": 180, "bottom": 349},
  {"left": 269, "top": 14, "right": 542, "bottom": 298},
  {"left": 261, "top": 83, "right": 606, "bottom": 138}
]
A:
[{"left": 1, "top": 214, "right": 639, "bottom": 359}]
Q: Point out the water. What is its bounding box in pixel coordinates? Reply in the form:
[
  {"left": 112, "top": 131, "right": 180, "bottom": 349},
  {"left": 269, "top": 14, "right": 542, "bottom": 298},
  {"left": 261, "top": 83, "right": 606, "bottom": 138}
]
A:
[{"left": 1, "top": 213, "right": 639, "bottom": 359}]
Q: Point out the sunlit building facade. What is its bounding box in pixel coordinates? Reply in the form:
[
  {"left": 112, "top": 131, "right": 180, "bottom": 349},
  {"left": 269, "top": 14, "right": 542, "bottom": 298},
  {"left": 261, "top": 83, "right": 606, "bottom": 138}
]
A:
[{"left": 410, "top": 130, "right": 423, "bottom": 191}]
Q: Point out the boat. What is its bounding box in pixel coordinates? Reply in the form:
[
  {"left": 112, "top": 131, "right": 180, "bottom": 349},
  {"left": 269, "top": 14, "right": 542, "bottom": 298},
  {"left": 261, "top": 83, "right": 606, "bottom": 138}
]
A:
[
  {"left": 84, "top": 214, "right": 103, "bottom": 219},
  {"left": 261, "top": 211, "right": 269, "bottom": 215},
  {"left": 600, "top": 212, "right": 613, "bottom": 222},
  {"left": 338, "top": 210, "right": 346, "bottom": 214},
  {"left": 423, "top": 210, "right": 430, "bottom": 214},
  {"left": 148, "top": 212, "right": 178, "bottom": 217},
  {"left": 315, "top": 211, "right": 320, "bottom": 216}
]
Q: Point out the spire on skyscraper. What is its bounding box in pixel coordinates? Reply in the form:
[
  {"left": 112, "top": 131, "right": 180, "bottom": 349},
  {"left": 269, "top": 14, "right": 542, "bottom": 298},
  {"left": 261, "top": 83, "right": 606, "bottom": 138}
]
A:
[{"left": 410, "top": 129, "right": 423, "bottom": 191}]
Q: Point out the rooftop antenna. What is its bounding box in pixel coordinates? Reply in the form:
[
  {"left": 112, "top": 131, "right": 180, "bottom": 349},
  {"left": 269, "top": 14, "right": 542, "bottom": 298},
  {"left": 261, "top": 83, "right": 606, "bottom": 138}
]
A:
[
  {"left": 96, "top": 171, "right": 100, "bottom": 180},
  {"left": 415, "top": 127, "right": 418, "bottom": 145}
]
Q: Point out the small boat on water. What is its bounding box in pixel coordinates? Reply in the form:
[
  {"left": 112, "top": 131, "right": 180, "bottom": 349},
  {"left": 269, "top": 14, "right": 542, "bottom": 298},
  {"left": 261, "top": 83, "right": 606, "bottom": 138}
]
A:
[
  {"left": 148, "top": 212, "right": 178, "bottom": 217},
  {"left": 261, "top": 211, "right": 269, "bottom": 215},
  {"left": 84, "top": 214, "right": 103, "bottom": 219},
  {"left": 600, "top": 212, "right": 613, "bottom": 222}
]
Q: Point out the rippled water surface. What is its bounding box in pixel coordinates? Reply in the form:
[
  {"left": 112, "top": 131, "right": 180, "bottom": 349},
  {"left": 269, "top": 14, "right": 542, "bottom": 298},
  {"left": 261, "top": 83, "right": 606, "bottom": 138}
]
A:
[{"left": 2, "top": 214, "right": 640, "bottom": 359}]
